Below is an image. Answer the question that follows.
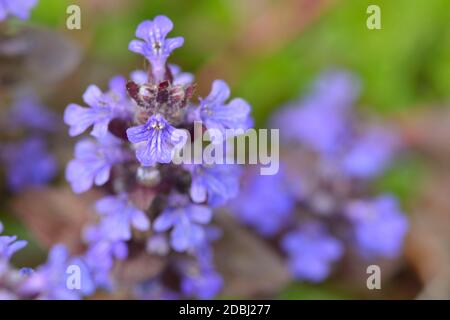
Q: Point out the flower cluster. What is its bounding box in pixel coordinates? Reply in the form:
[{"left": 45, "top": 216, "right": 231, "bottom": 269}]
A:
[
  {"left": 60, "top": 15, "right": 252, "bottom": 298},
  {"left": 231, "top": 71, "right": 408, "bottom": 283}
]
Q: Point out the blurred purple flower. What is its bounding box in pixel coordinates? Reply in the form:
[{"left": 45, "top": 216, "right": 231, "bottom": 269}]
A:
[
  {"left": 128, "top": 16, "right": 184, "bottom": 81},
  {"left": 126, "top": 113, "right": 186, "bottom": 166},
  {"left": 281, "top": 224, "right": 343, "bottom": 282},
  {"left": 65, "top": 134, "right": 128, "bottom": 193},
  {"left": 197, "top": 80, "right": 252, "bottom": 137},
  {"left": 342, "top": 127, "right": 399, "bottom": 179},
  {"left": 95, "top": 193, "right": 150, "bottom": 242},
  {"left": 271, "top": 71, "right": 359, "bottom": 155},
  {"left": 64, "top": 77, "right": 134, "bottom": 138},
  {"left": 180, "top": 242, "right": 222, "bottom": 299},
  {"left": 231, "top": 169, "right": 295, "bottom": 236},
  {"left": 82, "top": 223, "right": 128, "bottom": 289},
  {"left": 181, "top": 267, "right": 223, "bottom": 299},
  {"left": 169, "top": 64, "right": 194, "bottom": 86},
  {"left": 1, "top": 137, "right": 56, "bottom": 192},
  {"left": 20, "top": 245, "right": 95, "bottom": 300},
  {"left": 345, "top": 195, "right": 408, "bottom": 258},
  {"left": 154, "top": 195, "right": 212, "bottom": 252},
  {"left": 0, "top": 0, "right": 37, "bottom": 21},
  {"left": 8, "top": 93, "right": 57, "bottom": 132},
  {"left": 186, "top": 164, "right": 241, "bottom": 207}
]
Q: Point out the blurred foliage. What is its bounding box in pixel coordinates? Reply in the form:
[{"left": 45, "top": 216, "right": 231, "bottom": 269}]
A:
[
  {"left": 278, "top": 283, "right": 355, "bottom": 300},
  {"left": 374, "top": 156, "right": 425, "bottom": 210}
]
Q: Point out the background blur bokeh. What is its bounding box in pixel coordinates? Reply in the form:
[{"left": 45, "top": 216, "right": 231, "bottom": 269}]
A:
[{"left": 2, "top": 0, "right": 450, "bottom": 299}]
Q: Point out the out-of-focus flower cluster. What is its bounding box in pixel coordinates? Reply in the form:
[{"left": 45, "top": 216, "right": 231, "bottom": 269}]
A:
[{"left": 231, "top": 71, "right": 408, "bottom": 282}]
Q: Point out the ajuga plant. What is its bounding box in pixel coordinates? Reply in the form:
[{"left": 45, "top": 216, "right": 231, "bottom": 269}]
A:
[
  {"left": 0, "top": 15, "right": 252, "bottom": 299},
  {"left": 230, "top": 71, "right": 408, "bottom": 282}
]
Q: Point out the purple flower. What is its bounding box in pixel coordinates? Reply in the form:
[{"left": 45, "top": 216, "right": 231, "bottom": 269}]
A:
[
  {"left": 83, "top": 224, "right": 128, "bottom": 289},
  {"left": 65, "top": 134, "right": 127, "bottom": 193},
  {"left": 181, "top": 268, "right": 223, "bottom": 299},
  {"left": 20, "top": 245, "right": 95, "bottom": 300},
  {"left": 0, "top": 0, "right": 37, "bottom": 21},
  {"left": 281, "top": 224, "right": 343, "bottom": 282},
  {"left": 197, "top": 80, "right": 252, "bottom": 137},
  {"left": 64, "top": 77, "right": 134, "bottom": 138},
  {"left": 231, "top": 169, "right": 295, "bottom": 236},
  {"left": 8, "top": 93, "right": 57, "bottom": 132},
  {"left": 1, "top": 137, "right": 56, "bottom": 192},
  {"left": 342, "top": 127, "right": 399, "bottom": 179},
  {"left": 169, "top": 64, "right": 194, "bottom": 86},
  {"left": 0, "top": 222, "right": 27, "bottom": 263},
  {"left": 95, "top": 193, "right": 150, "bottom": 242},
  {"left": 180, "top": 242, "right": 222, "bottom": 299},
  {"left": 186, "top": 164, "right": 241, "bottom": 207},
  {"left": 84, "top": 240, "right": 126, "bottom": 289},
  {"left": 153, "top": 195, "right": 212, "bottom": 252},
  {"left": 345, "top": 195, "right": 408, "bottom": 258},
  {"left": 128, "top": 16, "right": 184, "bottom": 81},
  {"left": 271, "top": 71, "right": 359, "bottom": 155},
  {"left": 126, "top": 113, "right": 187, "bottom": 166}
]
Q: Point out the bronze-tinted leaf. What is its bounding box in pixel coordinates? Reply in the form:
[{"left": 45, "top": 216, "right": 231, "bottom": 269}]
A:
[
  {"left": 112, "top": 249, "right": 167, "bottom": 288},
  {"left": 11, "top": 187, "right": 101, "bottom": 254},
  {"left": 214, "top": 213, "right": 290, "bottom": 297}
]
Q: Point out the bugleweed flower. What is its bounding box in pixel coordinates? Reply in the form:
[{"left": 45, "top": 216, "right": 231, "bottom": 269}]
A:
[
  {"left": 281, "top": 224, "right": 343, "bottom": 282},
  {"left": 231, "top": 70, "right": 408, "bottom": 283},
  {"left": 128, "top": 16, "right": 184, "bottom": 82},
  {"left": 126, "top": 113, "right": 186, "bottom": 166},
  {"left": 64, "top": 77, "right": 134, "bottom": 138},
  {"left": 186, "top": 163, "right": 241, "bottom": 207},
  {"left": 1, "top": 137, "right": 56, "bottom": 192},
  {"left": 345, "top": 195, "right": 408, "bottom": 258},
  {"left": 21, "top": 244, "right": 95, "bottom": 300},
  {"left": 8, "top": 93, "right": 58, "bottom": 132},
  {"left": 231, "top": 168, "right": 295, "bottom": 236},
  {"left": 59, "top": 15, "right": 252, "bottom": 298},
  {"left": 66, "top": 134, "right": 129, "bottom": 193},
  {"left": 95, "top": 193, "right": 150, "bottom": 241},
  {"left": 0, "top": 0, "right": 37, "bottom": 21},
  {"left": 154, "top": 194, "right": 212, "bottom": 252},
  {"left": 181, "top": 266, "right": 223, "bottom": 299},
  {"left": 342, "top": 127, "right": 399, "bottom": 179},
  {"left": 83, "top": 226, "right": 128, "bottom": 289}
]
